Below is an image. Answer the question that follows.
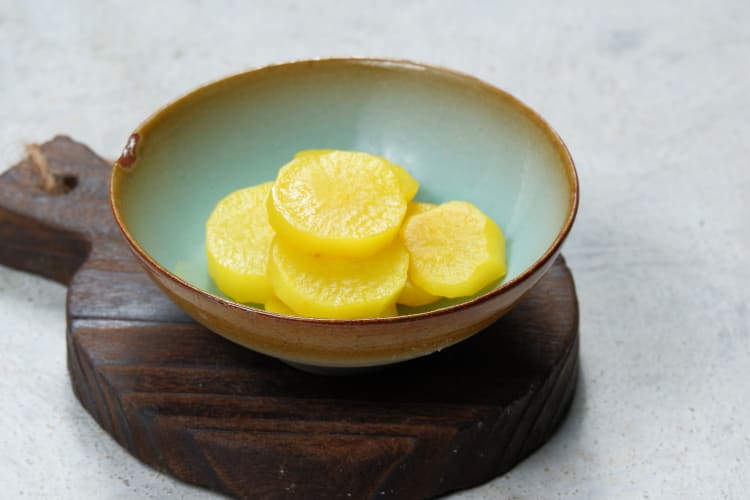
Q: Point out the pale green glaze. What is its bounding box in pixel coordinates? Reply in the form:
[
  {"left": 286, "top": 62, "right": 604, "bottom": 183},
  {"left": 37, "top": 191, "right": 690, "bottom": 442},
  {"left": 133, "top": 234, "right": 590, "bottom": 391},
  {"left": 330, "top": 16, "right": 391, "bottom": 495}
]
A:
[{"left": 114, "top": 59, "right": 575, "bottom": 307}]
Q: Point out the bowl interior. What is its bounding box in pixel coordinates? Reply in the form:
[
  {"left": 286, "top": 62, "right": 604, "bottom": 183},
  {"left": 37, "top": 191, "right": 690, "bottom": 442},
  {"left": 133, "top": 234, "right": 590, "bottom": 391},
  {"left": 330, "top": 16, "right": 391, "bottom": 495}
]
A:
[{"left": 114, "top": 59, "right": 574, "bottom": 310}]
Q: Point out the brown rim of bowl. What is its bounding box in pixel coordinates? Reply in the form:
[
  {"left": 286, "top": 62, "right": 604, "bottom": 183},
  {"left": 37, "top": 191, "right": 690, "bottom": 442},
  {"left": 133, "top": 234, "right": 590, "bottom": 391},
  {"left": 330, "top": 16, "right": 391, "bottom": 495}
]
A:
[{"left": 110, "top": 57, "right": 579, "bottom": 326}]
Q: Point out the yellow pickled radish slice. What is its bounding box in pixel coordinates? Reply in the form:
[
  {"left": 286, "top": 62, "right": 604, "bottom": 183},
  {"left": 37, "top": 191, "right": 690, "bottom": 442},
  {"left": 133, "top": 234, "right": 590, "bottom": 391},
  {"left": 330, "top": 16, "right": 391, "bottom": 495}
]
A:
[
  {"left": 294, "top": 149, "right": 419, "bottom": 201},
  {"left": 397, "top": 279, "right": 440, "bottom": 307},
  {"left": 205, "top": 182, "right": 275, "bottom": 303},
  {"left": 387, "top": 162, "right": 419, "bottom": 201},
  {"left": 268, "top": 150, "right": 409, "bottom": 258},
  {"left": 294, "top": 149, "right": 335, "bottom": 159},
  {"left": 264, "top": 287, "right": 399, "bottom": 319},
  {"left": 264, "top": 296, "right": 296, "bottom": 315},
  {"left": 379, "top": 303, "right": 399, "bottom": 317},
  {"left": 396, "top": 201, "right": 440, "bottom": 306},
  {"left": 401, "top": 201, "right": 506, "bottom": 298},
  {"left": 404, "top": 201, "right": 437, "bottom": 218},
  {"left": 268, "top": 238, "right": 409, "bottom": 319}
]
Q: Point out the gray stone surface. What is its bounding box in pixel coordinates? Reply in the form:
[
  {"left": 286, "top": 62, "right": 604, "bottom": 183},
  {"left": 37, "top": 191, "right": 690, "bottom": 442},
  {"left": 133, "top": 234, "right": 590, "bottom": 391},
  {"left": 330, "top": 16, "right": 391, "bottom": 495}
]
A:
[{"left": 1, "top": 1, "right": 748, "bottom": 498}]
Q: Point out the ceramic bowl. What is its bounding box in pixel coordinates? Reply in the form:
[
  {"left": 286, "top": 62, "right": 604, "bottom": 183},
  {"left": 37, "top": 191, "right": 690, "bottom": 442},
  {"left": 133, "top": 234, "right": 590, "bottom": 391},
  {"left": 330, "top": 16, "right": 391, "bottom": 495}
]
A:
[{"left": 110, "top": 58, "right": 578, "bottom": 372}]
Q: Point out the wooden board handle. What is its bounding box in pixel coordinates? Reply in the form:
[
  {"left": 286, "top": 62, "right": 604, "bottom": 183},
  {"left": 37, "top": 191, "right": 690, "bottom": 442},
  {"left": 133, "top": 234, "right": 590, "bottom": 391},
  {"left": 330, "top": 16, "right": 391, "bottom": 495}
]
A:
[
  {"left": 0, "top": 137, "right": 113, "bottom": 283},
  {"left": 0, "top": 136, "right": 189, "bottom": 323}
]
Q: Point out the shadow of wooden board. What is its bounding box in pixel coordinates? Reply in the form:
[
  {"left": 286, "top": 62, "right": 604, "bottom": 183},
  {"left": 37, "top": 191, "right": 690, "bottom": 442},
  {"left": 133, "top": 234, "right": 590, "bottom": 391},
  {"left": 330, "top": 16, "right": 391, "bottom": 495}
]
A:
[{"left": 0, "top": 137, "right": 579, "bottom": 499}]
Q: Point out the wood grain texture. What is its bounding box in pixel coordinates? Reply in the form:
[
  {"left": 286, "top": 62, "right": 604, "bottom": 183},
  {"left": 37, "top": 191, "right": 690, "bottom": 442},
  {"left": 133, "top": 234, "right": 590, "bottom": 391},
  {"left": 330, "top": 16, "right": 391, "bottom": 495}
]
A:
[{"left": 0, "top": 137, "right": 579, "bottom": 500}]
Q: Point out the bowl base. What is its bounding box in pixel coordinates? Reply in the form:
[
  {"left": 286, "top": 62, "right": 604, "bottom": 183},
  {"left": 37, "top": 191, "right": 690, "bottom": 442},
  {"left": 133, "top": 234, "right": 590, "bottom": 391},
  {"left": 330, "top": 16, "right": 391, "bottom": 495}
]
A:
[{"left": 283, "top": 360, "right": 393, "bottom": 376}]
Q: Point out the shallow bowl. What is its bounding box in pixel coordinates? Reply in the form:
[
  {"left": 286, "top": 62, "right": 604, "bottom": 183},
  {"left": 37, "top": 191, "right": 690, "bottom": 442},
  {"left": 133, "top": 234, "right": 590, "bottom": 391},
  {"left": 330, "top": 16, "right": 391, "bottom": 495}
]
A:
[{"left": 110, "top": 58, "right": 578, "bottom": 371}]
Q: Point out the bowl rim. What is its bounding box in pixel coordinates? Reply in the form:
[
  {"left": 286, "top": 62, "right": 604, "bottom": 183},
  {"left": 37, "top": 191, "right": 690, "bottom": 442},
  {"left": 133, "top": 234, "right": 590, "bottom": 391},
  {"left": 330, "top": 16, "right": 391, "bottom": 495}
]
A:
[{"left": 110, "top": 56, "right": 579, "bottom": 325}]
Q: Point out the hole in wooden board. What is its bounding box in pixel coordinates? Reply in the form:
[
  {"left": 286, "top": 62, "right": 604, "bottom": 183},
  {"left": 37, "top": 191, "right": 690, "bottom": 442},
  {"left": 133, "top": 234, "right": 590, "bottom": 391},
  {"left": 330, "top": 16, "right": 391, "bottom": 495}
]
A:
[{"left": 59, "top": 174, "right": 78, "bottom": 193}]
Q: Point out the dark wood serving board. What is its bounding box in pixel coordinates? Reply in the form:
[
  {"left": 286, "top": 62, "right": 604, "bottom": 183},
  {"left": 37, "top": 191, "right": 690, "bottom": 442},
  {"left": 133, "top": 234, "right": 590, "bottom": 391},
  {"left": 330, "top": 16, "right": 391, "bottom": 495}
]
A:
[{"left": 0, "top": 137, "right": 579, "bottom": 500}]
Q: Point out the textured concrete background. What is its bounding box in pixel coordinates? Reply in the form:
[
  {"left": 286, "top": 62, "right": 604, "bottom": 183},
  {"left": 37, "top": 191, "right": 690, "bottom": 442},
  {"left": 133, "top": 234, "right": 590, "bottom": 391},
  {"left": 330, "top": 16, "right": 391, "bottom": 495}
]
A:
[{"left": 1, "top": 1, "right": 749, "bottom": 498}]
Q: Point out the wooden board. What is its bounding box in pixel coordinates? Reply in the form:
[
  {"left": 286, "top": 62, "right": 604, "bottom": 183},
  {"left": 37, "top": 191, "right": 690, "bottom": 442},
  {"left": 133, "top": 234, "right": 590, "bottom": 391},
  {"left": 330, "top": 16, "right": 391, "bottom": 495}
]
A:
[{"left": 0, "top": 137, "right": 579, "bottom": 499}]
